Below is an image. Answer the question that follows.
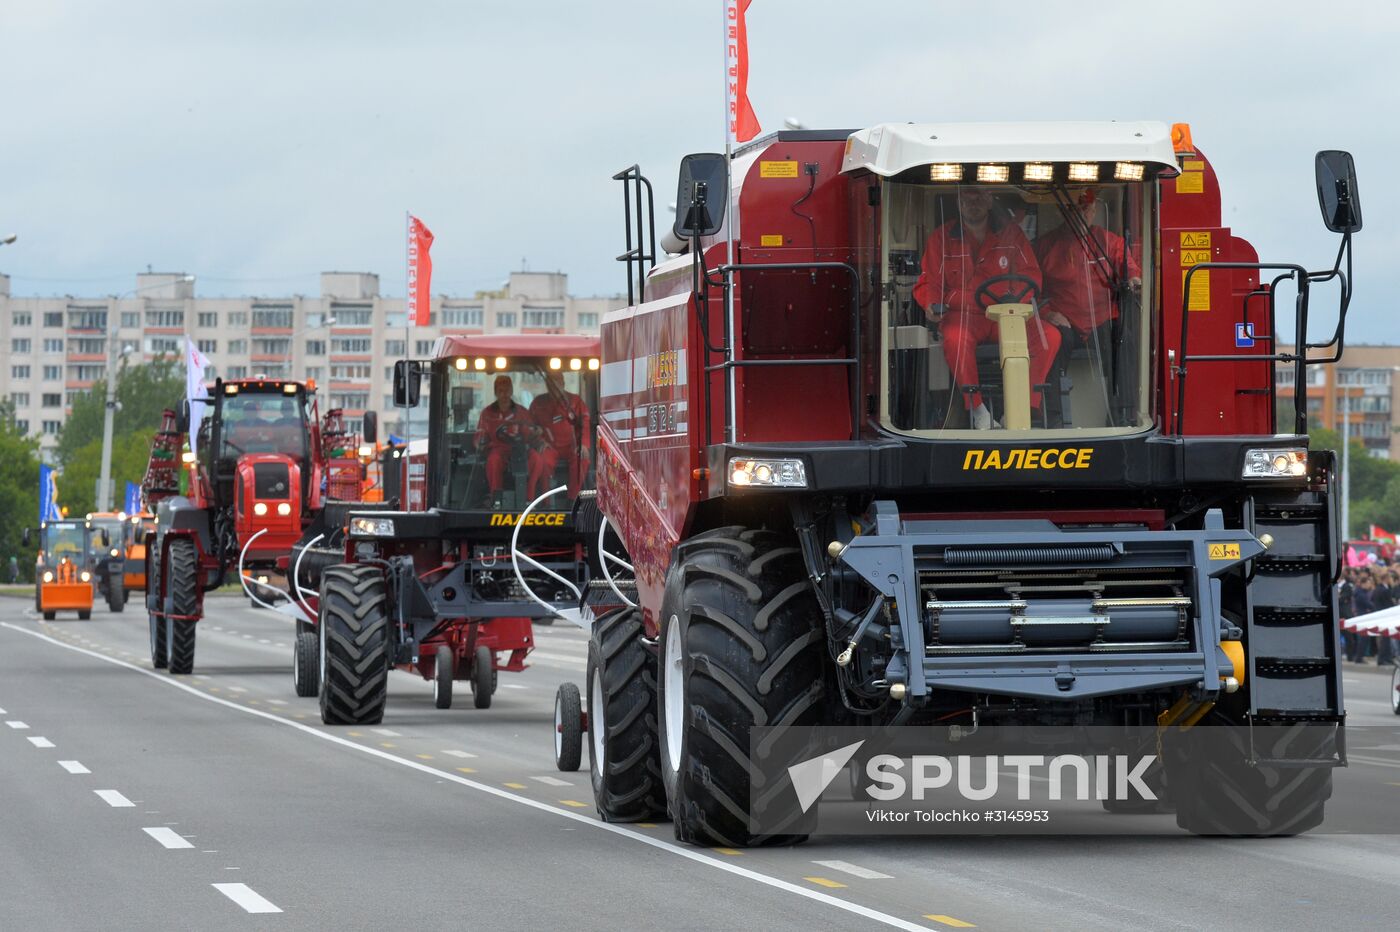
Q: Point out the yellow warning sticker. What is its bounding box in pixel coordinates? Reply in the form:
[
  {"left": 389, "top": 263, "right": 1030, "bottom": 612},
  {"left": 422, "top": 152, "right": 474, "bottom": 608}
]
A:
[
  {"left": 1182, "top": 269, "right": 1211, "bottom": 311},
  {"left": 1180, "top": 248, "right": 1212, "bottom": 267},
  {"left": 1182, "top": 159, "right": 1205, "bottom": 171},
  {"left": 1208, "top": 543, "right": 1241, "bottom": 560},
  {"left": 760, "top": 234, "right": 784, "bottom": 247},
  {"left": 760, "top": 160, "right": 799, "bottom": 178},
  {"left": 1176, "top": 172, "right": 1205, "bottom": 194},
  {"left": 1180, "top": 231, "right": 1212, "bottom": 249}
]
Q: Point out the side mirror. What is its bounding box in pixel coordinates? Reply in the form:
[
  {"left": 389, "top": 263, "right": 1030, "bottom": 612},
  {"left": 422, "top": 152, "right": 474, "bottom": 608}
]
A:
[
  {"left": 673, "top": 153, "right": 728, "bottom": 239},
  {"left": 177, "top": 398, "right": 191, "bottom": 434},
  {"left": 362, "top": 410, "right": 378, "bottom": 444},
  {"left": 22, "top": 528, "right": 31, "bottom": 547},
  {"left": 393, "top": 360, "right": 423, "bottom": 408},
  {"left": 1315, "top": 150, "right": 1362, "bottom": 234}
]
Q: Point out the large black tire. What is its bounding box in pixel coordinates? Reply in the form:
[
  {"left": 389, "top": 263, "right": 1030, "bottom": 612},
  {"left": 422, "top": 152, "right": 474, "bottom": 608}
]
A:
[
  {"left": 587, "top": 607, "right": 666, "bottom": 820},
  {"left": 555, "top": 681, "right": 583, "bottom": 772},
  {"left": 657, "top": 527, "right": 828, "bottom": 847},
  {"left": 472, "top": 644, "right": 495, "bottom": 709},
  {"left": 166, "top": 539, "right": 199, "bottom": 675},
  {"left": 78, "top": 609, "right": 91, "bottom": 620},
  {"left": 318, "top": 565, "right": 391, "bottom": 725},
  {"left": 1391, "top": 664, "right": 1399, "bottom": 716},
  {"left": 148, "top": 547, "right": 166, "bottom": 669},
  {"left": 43, "top": 611, "right": 56, "bottom": 621},
  {"left": 150, "top": 614, "right": 168, "bottom": 669},
  {"left": 1162, "top": 716, "right": 1334, "bottom": 836},
  {"left": 107, "top": 573, "right": 125, "bottom": 613},
  {"left": 293, "top": 630, "right": 319, "bottom": 698},
  {"left": 434, "top": 644, "right": 454, "bottom": 710}
]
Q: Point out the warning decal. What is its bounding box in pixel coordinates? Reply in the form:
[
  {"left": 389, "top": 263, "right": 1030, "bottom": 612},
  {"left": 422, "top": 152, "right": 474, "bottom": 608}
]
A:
[
  {"left": 760, "top": 234, "right": 784, "bottom": 246},
  {"left": 1176, "top": 172, "right": 1204, "bottom": 194},
  {"left": 1180, "top": 249, "right": 1212, "bottom": 267},
  {"left": 1182, "top": 269, "right": 1211, "bottom": 311},
  {"left": 1180, "top": 232, "right": 1212, "bottom": 249},
  {"left": 1208, "top": 543, "right": 1241, "bottom": 561},
  {"left": 760, "top": 161, "right": 799, "bottom": 178}
]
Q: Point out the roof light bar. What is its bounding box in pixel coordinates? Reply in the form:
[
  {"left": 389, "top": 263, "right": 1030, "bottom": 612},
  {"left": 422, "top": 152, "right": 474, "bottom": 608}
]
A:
[
  {"left": 1114, "top": 162, "right": 1145, "bottom": 181},
  {"left": 1067, "top": 163, "right": 1099, "bottom": 182},
  {"left": 929, "top": 163, "right": 963, "bottom": 182},
  {"left": 976, "top": 164, "right": 1009, "bottom": 183},
  {"left": 1022, "top": 163, "right": 1054, "bottom": 182}
]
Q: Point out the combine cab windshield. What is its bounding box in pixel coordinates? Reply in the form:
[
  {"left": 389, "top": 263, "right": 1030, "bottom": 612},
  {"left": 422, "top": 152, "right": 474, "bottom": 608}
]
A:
[
  {"left": 43, "top": 524, "right": 87, "bottom": 561},
  {"left": 879, "top": 179, "right": 1152, "bottom": 436},
  {"left": 215, "top": 389, "right": 311, "bottom": 461},
  {"left": 434, "top": 362, "right": 597, "bottom": 511}
]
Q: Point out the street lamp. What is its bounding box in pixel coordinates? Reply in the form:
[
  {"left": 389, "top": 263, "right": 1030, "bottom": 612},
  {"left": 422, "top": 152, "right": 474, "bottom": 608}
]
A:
[{"left": 97, "top": 275, "right": 196, "bottom": 511}]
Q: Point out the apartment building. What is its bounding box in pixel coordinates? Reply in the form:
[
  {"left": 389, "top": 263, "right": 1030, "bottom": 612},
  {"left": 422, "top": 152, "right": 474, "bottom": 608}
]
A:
[
  {"left": 1276, "top": 343, "right": 1400, "bottom": 459},
  {"left": 1, "top": 270, "right": 620, "bottom": 458}
]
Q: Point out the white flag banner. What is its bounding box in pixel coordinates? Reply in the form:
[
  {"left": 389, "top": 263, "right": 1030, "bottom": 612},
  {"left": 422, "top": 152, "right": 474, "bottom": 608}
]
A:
[{"left": 185, "top": 337, "right": 211, "bottom": 456}]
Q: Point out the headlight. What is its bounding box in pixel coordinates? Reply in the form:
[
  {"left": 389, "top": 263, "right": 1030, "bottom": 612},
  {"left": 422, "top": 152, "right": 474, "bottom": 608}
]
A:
[
  {"left": 110, "top": 548, "right": 119, "bottom": 557},
  {"left": 276, "top": 502, "right": 292, "bottom": 516},
  {"left": 42, "top": 571, "right": 54, "bottom": 583},
  {"left": 1242, "top": 448, "right": 1308, "bottom": 479},
  {"left": 253, "top": 502, "right": 268, "bottom": 516},
  {"left": 350, "top": 516, "right": 396, "bottom": 537},
  {"left": 80, "top": 571, "right": 91, "bottom": 582},
  {"left": 727, "top": 458, "right": 808, "bottom": 489}
]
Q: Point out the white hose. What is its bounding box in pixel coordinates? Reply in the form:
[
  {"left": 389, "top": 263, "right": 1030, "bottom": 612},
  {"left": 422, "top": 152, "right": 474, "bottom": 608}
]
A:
[
  {"left": 509, "top": 485, "right": 582, "bottom": 615},
  {"left": 597, "top": 515, "right": 637, "bottom": 609}
]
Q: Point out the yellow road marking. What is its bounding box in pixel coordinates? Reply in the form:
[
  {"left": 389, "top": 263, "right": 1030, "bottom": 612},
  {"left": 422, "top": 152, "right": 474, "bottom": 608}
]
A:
[
  {"left": 456, "top": 767, "right": 477, "bottom": 774},
  {"left": 247, "top": 699, "right": 260, "bottom": 705},
  {"left": 416, "top": 754, "right": 433, "bottom": 760},
  {"left": 637, "top": 822, "right": 657, "bottom": 828},
  {"left": 208, "top": 687, "right": 220, "bottom": 693},
  {"left": 559, "top": 800, "right": 589, "bottom": 808},
  {"left": 713, "top": 848, "right": 743, "bottom": 856},
  {"left": 804, "top": 877, "right": 846, "bottom": 889},
  {"left": 504, "top": 782, "right": 527, "bottom": 789},
  {"left": 924, "top": 916, "right": 976, "bottom": 928},
  {"left": 1387, "top": 782, "right": 1400, "bottom": 788},
  {"left": 347, "top": 731, "right": 363, "bottom": 737}
]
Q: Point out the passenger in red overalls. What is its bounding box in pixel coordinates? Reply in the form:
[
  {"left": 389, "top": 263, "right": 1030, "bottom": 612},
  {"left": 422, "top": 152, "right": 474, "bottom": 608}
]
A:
[
  {"left": 475, "top": 375, "right": 541, "bottom": 504},
  {"left": 913, "top": 187, "right": 1059, "bottom": 430},
  {"left": 527, "top": 371, "right": 591, "bottom": 499}
]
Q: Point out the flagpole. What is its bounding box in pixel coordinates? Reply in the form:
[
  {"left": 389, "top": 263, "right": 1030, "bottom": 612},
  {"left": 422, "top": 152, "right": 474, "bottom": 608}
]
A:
[
  {"left": 723, "top": 1, "right": 737, "bottom": 444},
  {"left": 403, "top": 210, "right": 412, "bottom": 508}
]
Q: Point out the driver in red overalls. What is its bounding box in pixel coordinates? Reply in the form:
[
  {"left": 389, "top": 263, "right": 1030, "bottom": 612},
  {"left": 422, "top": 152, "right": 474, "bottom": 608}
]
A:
[
  {"left": 913, "top": 187, "right": 1058, "bottom": 430},
  {"left": 475, "top": 375, "right": 541, "bottom": 503},
  {"left": 527, "top": 371, "right": 591, "bottom": 499}
]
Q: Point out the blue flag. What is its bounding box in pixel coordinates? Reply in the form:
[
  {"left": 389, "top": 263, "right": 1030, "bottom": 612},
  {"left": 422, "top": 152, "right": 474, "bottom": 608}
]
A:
[
  {"left": 124, "top": 481, "right": 142, "bottom": 516},
  {"left": 38, "top": 464, "right": 61, "bottom": 522}
]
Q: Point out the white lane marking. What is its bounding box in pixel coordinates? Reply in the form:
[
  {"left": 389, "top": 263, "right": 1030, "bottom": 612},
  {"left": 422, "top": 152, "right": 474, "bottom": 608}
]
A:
[
  {"left": 531, "top": 775, "right": 572, "bottom": 786},
  {"left": 242, "top": 635, "right": 254, "bottom": 640},
  {"left": 258, "top": 639, "right": 271, "bottom": 645},
  {"left": 143, "top": 827, "right": 195, "bottom": 849},
  {"left": 95, "top": 790, "right": 135, "bottom": 808},
  {"left": 811, "top": 860, "right": 894, "bottom": 880},
  {"left": 213, "top": 883, "right": 282, "bottom": 914},
  {"left": 1351, "top": 754, "right": 1400, "bottom": 770},
  {"left": 27, "top": 736, "right": 56, "bottom": 748},
  {"left": 5, "top": 720, "right": 29, "bottom": 729},
  {"left": 501, "top": 684, "right": 528, "bottom": 690},
  {"left": 0, "top": 622, "right": 931, "bottom": 932},
  {"left": 441, "top": 750, "right": 477, "bottom": 759},
  {"left": 266, "top": 699, "right": 287, "bottom": 706},
  {"left": 58, "top": 760, "right": 91, "bottom": 774},
  {"left": 371, "top": 728, "right": 401, "bottom": 737},
  {"left": 0, "top": 707, "right": 6, "bottom": 713},
  {"left": 529, "top": 650, "right": 589, "bottom": 664}
]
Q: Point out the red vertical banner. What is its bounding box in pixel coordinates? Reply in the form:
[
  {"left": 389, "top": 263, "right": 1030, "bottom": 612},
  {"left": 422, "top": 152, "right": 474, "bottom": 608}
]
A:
[
  {"left": 407, "top": 215, "right": 435, "bottom": 326},
  {"left": 726, "top": 0, "right": 760, "bottom": 143}
]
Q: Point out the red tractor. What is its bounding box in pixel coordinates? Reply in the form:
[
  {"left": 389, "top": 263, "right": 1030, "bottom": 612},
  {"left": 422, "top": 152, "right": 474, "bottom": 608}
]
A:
[
  {"left": 141, "top": 376, "right": 375, "bottom": 674},
  {"left": 569, "top": 123, "right": 1360, "bottom": 843},
  {"left": 289, "top": 334, "right": 605, "bottom": 723}
]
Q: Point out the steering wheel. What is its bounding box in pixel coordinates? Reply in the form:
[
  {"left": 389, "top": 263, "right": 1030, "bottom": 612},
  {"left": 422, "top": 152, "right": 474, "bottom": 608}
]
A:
[
  {"left": 974, "top": 274, "right": 1041, "bottom": 309},
  {"left": 495, "top": 423, "right": 528, "bottom": 444}
]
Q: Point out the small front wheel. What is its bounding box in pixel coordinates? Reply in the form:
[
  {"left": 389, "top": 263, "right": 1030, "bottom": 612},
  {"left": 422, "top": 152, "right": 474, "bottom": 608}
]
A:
[
  {"left": 434, "top": 644, "right": 454, "bottom": 710},
  {"left": 554, "top": 682, "right": 583, "bottom": 771},
  {"left": 293, "top": 630, "right": 319, "bottom": 698},
  {"left": 472, "top": 644, "right": 495, "bottom": 709}
]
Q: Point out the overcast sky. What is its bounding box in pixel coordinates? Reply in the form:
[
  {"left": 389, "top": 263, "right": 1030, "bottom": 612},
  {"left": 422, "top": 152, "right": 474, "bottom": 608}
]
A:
[{"left": 2, "top": 0, "right": 1394, "bottom": 341}]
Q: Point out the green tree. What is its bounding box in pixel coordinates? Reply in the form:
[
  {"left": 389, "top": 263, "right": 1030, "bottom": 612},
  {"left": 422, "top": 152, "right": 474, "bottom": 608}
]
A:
[
  {"left": 1311, "top": 425, "right": 1400, "bottom": 537},
  {"left": 0, "top": 401, "right": 42, "bottom": 582},
  {"left": 56, "top": 433, "right": 158, "bottom": 518},
  {"left": 56, "top": 355, "right": 183, "bottom": 467}
]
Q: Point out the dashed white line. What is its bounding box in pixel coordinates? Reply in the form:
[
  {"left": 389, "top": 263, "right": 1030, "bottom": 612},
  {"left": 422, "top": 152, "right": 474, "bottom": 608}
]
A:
[
  {"left": 502, "top": 684, "right": 528, "bottom": 690},
  {"left": 143, "top": 827, "right": 195, "bottom": 849},
  {"left": 441, "top": 750, "right": 477, "bottom": 759},
  {"left": 530, "top": 775, "right": 572, "bottom": 787},
  {"left": 811, "top": 860, "right": 894, "bottom": 880},
  {"left": 95, "top": 790, "right": 135, "bottom": 808},
  {"left": 58, "top": 760, "right": 91, "bottom": 774},
  {"left": 266, "top": 699, "right": 287, "bottom": 706},
  {"left": 5, "top": 720, "right": 30, "bottom": 729},
  {"left": 0, "top": 707, "right": 6, "bottom": 714},
  {"left": 371, "top": 728, "right": 401, "bottom": 737},
  {"left": 258, "top": 639, "right": 271, "bottom": 645},
  {"left": 213, "top": 883, "right": 282, "bottom": 914},
  {"left": 27, "top": 736, "right": 56, "bottom": 748}
]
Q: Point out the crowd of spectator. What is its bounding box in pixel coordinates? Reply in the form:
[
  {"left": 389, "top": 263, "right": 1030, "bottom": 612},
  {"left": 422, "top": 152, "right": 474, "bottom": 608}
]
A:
[{"left": 1339, "top": 564, "right": 1398, "bottom": 666}]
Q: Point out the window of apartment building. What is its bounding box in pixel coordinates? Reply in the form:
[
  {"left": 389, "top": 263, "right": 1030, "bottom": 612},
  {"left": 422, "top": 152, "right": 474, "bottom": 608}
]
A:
[
  {"left": 305, "top": 367, "right": 323, "bottom": 381},
  {"left": 228, "top": 339, "right": 247, "bottom": 354},
  {"left": 43, "top": 338, "right": 64, "bottom": 353},
  {"left": 10, "top": 393, "right": 30, "bottom": 407},
  {"left": 41, "top": 393, "right": 61, "bottom": 407},
  {"left": 331, "top": 305, "right": 373, "bottom": 327},
  {"left": 385, "top": 340, "right": 405, "bottom": 356},
  {"left": 1356, "top": 396, "right": 1392, "bottom": 414},
  {"left": 331, "top": 337, "right": 371, "bottom": 354},
  {"left": 252, "top": 338, "right": 290, "bottom": 356},
  {"left": 226, "top": 365, "right": 247, "bottom": 378},
  {"left": 42, "top": 365, "right": 61, "bottom": 380},
  {"left": 71, "top": 337, "right": 106, "bottom": 355},
  {"left": 258, "top": 363, "right": 289, "bottom": 379},
  {"left": 495, "top": 311, "right": 517, "bottom": 328},
  {"left": 67, "top": 307, "right": 107, "bottom": 330},
  {"left": 121, "top": 311, "right": 140, "bottom": 329},
  {"left": 384, "top": 367, "right": 395, "bottom": 381},
  {"left": 383, "top": 393, "right": 395, "bottom": 410},
  {"left": 145, "top": 308, "right": 184, "bottom": 328},
  {"left": 228, "top": 311, "right": 249, "bottom": 327},
  {"left": 70, "top": 365, "right": 105, "bottom": 382},
  {"left": 252, "top": 305, "right": 294, "bottom": 329},
  {"left": 198, "top": 339, "right": 217, "bottom": 354},
  {"left": 305, "top": 340, "right": 326, "bottom": 356},
  {"left": 42, "top": 420, "right": 61, "bottom": 435},
  {"left": 330, "top": 364, "right": 372, "bottom": 380},
  {"left": 65, "top": 389, "right": 84, "bottom": 405},
  {"left": 10, "top": 365, "right": 30, "bottom": 380},
  {"left": 12, "top": 312, "right": 31, "bottom": 327},
  {"left": 577, "top": 312, "right": 599, "bottom": 329},
  {"left": 523, "top": 307, "right": 564, "bottom": 329},
  {"left": 330, "top": 392, "right": 369, "bottom": 410},
  {"left": 1336, "top": 368, "right": 1391, "bottom": 387},
  {"left": 10, "top": 338, "right": 31, "bottom": 354},
  {"left": 43, "top": 311, "right": 63, "bottom": 328},
  {"left": 440, "top": 306, "right": 483, "bottom": 328},
  {"left": 343, "top": 417, "right": 364, "bottom": 434},
  {"left": 15, "top": 419, "right": 28, "bottom": 434},
  {"left": 415, "top": 340, "right": 434, "bottom": 356},
  {"left": 145, "top": 337, "right": 181, "bottom": 355},
  {"left": 197, "top": 311, "right": 219, "bottom": 328}
]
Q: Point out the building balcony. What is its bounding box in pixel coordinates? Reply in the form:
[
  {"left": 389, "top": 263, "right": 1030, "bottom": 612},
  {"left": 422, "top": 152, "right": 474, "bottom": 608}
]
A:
[{"left": 65, "top": 352, "right": 107, "bottom": 363}]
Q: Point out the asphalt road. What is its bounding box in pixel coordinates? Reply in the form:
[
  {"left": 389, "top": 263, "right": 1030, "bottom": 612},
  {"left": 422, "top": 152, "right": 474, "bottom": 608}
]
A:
[{"left": 3, "top": 592, "right": 1399, "bottom": 931}]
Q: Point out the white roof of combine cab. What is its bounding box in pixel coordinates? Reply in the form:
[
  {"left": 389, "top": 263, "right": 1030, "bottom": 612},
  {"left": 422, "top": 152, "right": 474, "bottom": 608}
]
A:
[{"left": 840, "top": 121, "right": 1178, "bottom": 177}]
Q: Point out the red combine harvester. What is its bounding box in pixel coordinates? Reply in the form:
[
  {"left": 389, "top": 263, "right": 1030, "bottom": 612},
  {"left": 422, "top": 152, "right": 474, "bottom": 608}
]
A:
[
  {"left": 567, "top": 123, "right": 1361, "bottom": 843},
  {"left": 141, "top": 376, "right": 375, "bottom": 674},
  {"left": 289, "top": 334, "right": 605, "bottom": 723}
]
